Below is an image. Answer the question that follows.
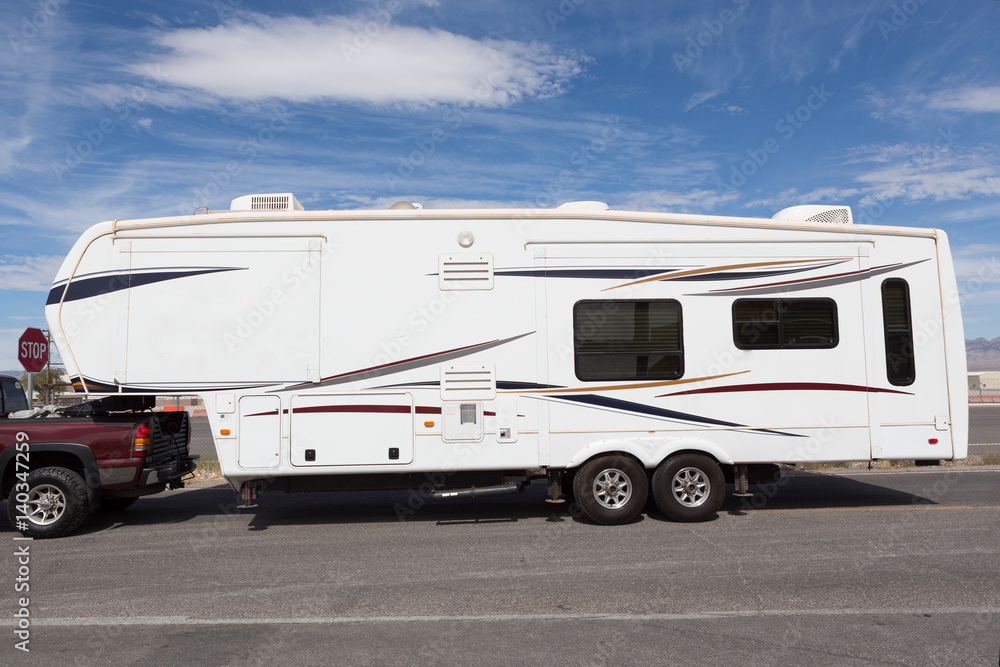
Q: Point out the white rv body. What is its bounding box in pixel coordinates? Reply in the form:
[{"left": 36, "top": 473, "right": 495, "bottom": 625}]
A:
[{"left": 45, "top": 200, "right": 968, "bottom": 510}]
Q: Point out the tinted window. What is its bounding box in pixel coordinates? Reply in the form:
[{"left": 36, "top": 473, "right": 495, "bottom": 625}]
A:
[
  {"left": 882, "top": 279, "right": 915, "bottom": 385},
  {"left": 1, "top": 378, "right": 28, "bottom": 413},
  {"left": 733, "top": 299, "right": 838, "bottom": 349},
  {"left": 574, "top": 300, "right": 683, "bottom": 381}
]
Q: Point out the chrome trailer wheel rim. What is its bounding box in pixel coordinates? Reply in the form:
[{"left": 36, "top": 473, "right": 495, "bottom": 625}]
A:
[
  {"left": 671, "top": 467, "right": 710, "bottom": 508},
  {"left": 593, "top": 469, "right": 633, "bottom": 509}
]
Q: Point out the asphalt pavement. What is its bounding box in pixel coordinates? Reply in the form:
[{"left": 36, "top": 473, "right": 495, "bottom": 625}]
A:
[{"left": 2, "top": 468, "right": 998, "bottom": 665}]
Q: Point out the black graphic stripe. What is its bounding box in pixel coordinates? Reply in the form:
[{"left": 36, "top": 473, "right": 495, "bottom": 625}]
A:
[{"left": 47, "top": 268, "right": 246, "bottom": 305}]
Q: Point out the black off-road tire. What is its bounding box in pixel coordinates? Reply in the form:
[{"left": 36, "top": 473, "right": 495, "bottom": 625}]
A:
[
  {"left": 97, "top": 496, "right": 139, "bottom": 512},
  {"left": 7, "top": 467, "right": 90, "bottom": 539},
  {"left": 573, "top": 455, "right": 648, "bottom": 525},
  {"left": 652, "top": 454, "right": 725, "bottom": 522}
]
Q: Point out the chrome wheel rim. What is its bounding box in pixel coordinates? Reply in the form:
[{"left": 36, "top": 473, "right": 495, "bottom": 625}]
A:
[
  {"left": 593, "top": 468, "right": 632, "bottom": 509},
  {"left": 25, "top": 484, "right": 66, "bottom": 526},
  {"left": 671, "top": 467, "right": 710, "bottom": 508}
]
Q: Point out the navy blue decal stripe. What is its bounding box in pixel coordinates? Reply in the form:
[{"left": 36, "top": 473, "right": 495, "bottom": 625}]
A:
[
  {"left": 491, "top": 269, "right": 683, "bottom": 280},
  {"left": 552, "top": 394, "right": 801, "bottom": 437},
  {"left": 48, "top": 268, "right": 245, "bottom": 305}
]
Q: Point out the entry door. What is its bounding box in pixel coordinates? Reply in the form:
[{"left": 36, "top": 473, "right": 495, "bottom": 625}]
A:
[{"left": 861, "top": 255, "right": 953, "bottom": 460}]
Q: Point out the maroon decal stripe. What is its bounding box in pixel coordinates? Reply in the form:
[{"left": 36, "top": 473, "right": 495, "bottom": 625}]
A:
[
  {"left": 294, "top": 405, "right": 411, "bottom": 415},
  {"left": 317, "top": 340, "right": 500, "bottom": 383},
  {"left": 657, "top": 382, "right": 913, "bottom": 398},
  {"left": 245, "top": 405, "right": 482, "bottom": 417}
]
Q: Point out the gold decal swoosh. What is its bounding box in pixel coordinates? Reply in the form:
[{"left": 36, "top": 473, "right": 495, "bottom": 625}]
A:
[{"left": 602, "top": 258, "right": 852, "bottom": 292}]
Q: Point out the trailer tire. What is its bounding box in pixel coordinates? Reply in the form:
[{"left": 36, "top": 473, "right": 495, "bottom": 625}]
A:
[
  {"left": 573, "top": 455, "right": 648, "bottom": 525},
  {"left": 97, "top": 497, "right": 139, "bottom": 512},
  {"left": 7, "top": 466, "right": 90, "bottom": 539},
  {"left": 653, "top": 454, "right": 725, "bottom": 522}
]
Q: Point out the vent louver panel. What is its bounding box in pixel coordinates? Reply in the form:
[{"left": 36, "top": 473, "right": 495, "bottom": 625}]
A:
[
  {"left": 230, "top": 193, "right": 304, "bottom": 212},
  {"left": 438, "top": 254, "right": 494, "bottom": 291},
  {"left": 805, "top": 208, "right": 852, "bottom": 224},
  {"left": 440, "top": 363, "right": 496, "bottom": 400},
  {"left": 252, "top": 195, "right": 292, "bottom": 210}
]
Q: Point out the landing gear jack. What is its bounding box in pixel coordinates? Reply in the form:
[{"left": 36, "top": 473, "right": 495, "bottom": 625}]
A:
[
  {"left": 733, "top": 464, "right": 753, "bottom": 498},
  {"left": 237, "top": 480, "right": 263, "bottom": 509}
]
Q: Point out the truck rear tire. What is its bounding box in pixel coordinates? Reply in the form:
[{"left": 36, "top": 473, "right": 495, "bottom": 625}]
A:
[
  {"left": 7, "top": 467, "right": 90, "bottom": 539},
  {"left": 573, "top": 455, "right": 648, "bottom": 525},
  {"left": 652, "top": 454, "right": 725, "bottom": 522}
]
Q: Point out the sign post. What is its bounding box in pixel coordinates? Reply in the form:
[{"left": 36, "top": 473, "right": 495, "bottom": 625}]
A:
[{"left": 18, "top": 328, "right": 49, "bottom": 409}]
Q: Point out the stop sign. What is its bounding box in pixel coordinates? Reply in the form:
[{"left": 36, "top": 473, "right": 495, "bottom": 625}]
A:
[{"left": 18, "top": 328, "right": 48, "bottom": 373}]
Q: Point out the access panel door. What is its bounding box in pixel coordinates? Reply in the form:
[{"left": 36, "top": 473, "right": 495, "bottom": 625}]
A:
[
  {"left": 290, "top": 393, "right": 414, "bottom": 466},
  {"left": 238, "top": 395, "right": 281, "bottom": 469}
]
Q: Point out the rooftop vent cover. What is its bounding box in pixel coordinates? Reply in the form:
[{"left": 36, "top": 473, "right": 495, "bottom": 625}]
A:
[
  {"left": 230, "top": 193, "right": 304, "bottom": 212},
  {"left": 438, "top": 253, "right": 494, "bottom": 291},
  {"left": 772, "top": 205, "right": 853, "bottom": 225}
]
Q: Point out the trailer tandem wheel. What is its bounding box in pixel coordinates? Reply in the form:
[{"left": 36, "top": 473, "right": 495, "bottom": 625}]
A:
[
  {"left": 652, "top": 454, "right": 725, "bottom": 522},
  {"left": 572, "top": 455, "right": 648, "bottom": 525}
]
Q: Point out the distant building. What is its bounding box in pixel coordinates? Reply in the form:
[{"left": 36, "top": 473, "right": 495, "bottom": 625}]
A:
[{"left": 969, "top": 371, "right": 1000, "bottom": 402}]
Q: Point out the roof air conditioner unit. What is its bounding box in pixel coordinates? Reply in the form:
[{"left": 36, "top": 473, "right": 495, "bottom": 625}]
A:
[
  {"left": 230, "top": 193, "right": 304, "bottom": 212},
  {"left": 772, "top": 205, "right": 853, "bottom": 225}
]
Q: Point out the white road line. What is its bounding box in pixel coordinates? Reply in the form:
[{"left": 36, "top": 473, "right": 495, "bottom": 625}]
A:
[{"left": 8, "top": 607, "right": 999, "bottom": 627}]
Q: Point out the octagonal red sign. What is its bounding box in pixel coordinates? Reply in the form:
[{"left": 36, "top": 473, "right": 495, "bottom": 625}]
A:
[{"left": 18, "top": 328, "right": 48, "bottom": 373}]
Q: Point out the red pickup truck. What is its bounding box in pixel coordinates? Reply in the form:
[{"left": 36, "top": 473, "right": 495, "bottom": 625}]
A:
[{"left": 1, "top": 374, "right": 197, "bottom": 538}]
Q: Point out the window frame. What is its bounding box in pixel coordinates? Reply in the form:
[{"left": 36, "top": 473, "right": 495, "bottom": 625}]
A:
[
  {"left": 881, "top": 278, "right": 916, "bottom": 386},
  {"left": 573, "top": 299, "right": 685, "bottom": 382},
  {"left": 732, "top": 297, "right": 840, "bottom": 350}
]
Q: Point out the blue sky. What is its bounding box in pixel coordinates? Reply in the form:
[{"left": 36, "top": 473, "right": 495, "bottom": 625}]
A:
[{"left": 1, "top": 0, "right": 999, "bottom": 371}]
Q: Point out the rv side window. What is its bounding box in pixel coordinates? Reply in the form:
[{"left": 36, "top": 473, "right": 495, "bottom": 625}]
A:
[
  {"left": 732, "top": 299, "right": 838, "bottom": 349},
  {"left": 881, "top": 279, "right": 915, "bottom": 386},
  {"left": 574, "top": 300, "right": 683, "bottom": 381}
]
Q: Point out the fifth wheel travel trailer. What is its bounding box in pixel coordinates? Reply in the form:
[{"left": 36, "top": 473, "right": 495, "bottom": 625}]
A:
[{"left": 41, "top": 194, "right": 968, "bottom": 524}]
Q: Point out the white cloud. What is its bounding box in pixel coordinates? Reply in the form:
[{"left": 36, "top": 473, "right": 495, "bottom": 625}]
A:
[
  {"left": 0, "top": 136, "right": 32, "bottom": 175},
  {"left": 744, "top": 187, "right": 861, "bottom": 210},
  {"left": 620, "top": 188, "right": 740, "bottom": 213},
  {"left": 840, "top": 143, "right": 1000, "bottom": 204},
  {"left": 929, "top": 86, "right": 1000, "bottom": 113},
  {"left": 0, "top": 255, "right": 64, "bottom": 291},
  {"left": 127, "top": 14, "right": 586, "bottom": 107}
]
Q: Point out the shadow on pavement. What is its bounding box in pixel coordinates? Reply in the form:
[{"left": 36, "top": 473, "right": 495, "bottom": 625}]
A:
[{"left": 0, "top": 470, "right": 937, "bottom": 536}]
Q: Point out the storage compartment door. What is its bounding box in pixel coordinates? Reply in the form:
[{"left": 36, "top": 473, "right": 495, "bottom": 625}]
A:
[
  {"left": 290, "top": 393, "right": 413, "bottom": 466},
  {"left": 238, "top": 395, "right": 281, "bottom": 469}
]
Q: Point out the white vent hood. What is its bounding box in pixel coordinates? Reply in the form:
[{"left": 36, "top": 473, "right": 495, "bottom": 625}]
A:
[
  {"left": 230, "top": 193, "right": 304, "bottom": 212},
  {"left": 772, "top": 205, "right": 853, "bottom": 225}
]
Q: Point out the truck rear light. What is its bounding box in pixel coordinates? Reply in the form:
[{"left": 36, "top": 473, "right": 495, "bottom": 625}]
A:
[{"left": 132, "top": 423, "right": 150, "bottom": 458}]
